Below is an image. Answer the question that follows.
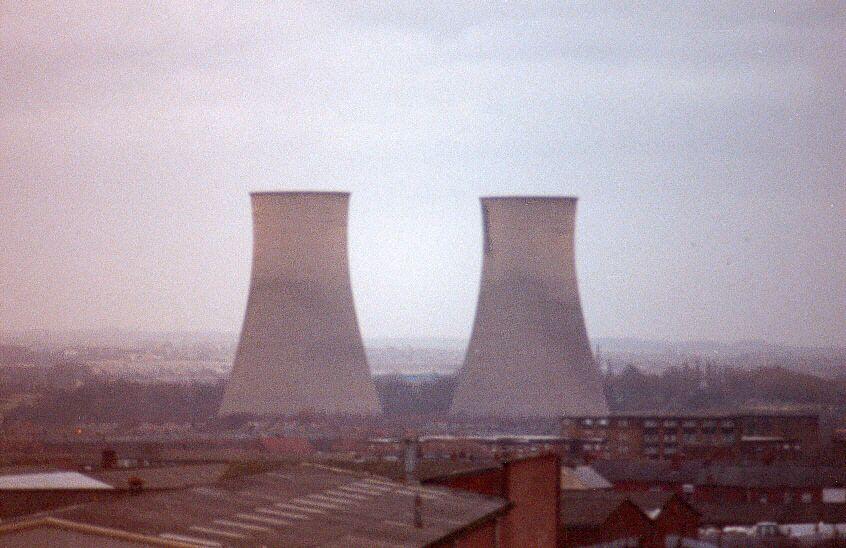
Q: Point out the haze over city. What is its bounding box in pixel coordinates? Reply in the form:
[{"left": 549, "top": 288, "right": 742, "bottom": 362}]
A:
[
  {"left": 4, "top": 4, "right": 846, "bottom": 546},
  {"left": 2, "top": 2, "right": 844, "bottom": 347}
]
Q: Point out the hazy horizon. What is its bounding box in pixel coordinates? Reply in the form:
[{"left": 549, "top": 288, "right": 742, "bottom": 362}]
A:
[
  {"left": 2, "top": 3, "right": 844, "bottom": 346},
  {"left": 4, "top": 328, "right": 846, "bottom": 354}
]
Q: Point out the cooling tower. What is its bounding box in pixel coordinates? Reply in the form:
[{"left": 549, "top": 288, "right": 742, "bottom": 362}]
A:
[
  {"left": 450, "top": 196, "right": 608, "bottom": 418},
  {"left": 219, "top": 191, "right": 381, "bottom": 416}
]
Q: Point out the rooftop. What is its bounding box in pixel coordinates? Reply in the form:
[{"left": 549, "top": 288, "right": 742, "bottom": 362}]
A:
[
  {"left": 90, "top": 463, "right": 230, "bottom": 490},
  {"left": 560, "top": 465, "right": 612, "bottom": 491},
  {"left": 314, "top": 458, "right": 501, "bottom": 483},
  {"left": 0, "top": 471, "right": 113, "bottom": 491},
  {"left": 560, "top": 490, "right": 696, "bottom": 527},
  {"left": 695, "top": 502, "right": 846, "bottom": 527},
  {"left": 0, "top": 464, "right": 232, "bottom": 492},
  {"left": 591, "top": 459, "right": 846, "bottom": 489},
  {"left": 560, "top": 493, "right": 646, "bottom": 528},
  {"left": 0, "top": 462, "right": 509, "bottom": 547}
]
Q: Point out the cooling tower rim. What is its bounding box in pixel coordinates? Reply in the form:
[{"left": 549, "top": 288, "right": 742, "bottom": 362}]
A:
[
  {"left": 250, "top": 191, "right": 350, "bottom": 197},
  {"left": 480, "top": 195, "right": 578, "bottom": 202}
]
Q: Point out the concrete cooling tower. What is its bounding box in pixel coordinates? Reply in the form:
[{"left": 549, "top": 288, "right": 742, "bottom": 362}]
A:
[
  {"left": 450, "top": 196, "right": 608, "bottom": 418},
  {"left": 219, "top": 192, "right": 381, "bottom": 416}
]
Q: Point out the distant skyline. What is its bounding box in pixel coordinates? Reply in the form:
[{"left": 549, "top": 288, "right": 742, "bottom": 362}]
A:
[{"left": 1, "top": 3, "right": 844, "bottom": 346}]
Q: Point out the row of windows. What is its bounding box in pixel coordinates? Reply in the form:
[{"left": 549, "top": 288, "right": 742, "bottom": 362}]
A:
[{"left": 575, "top": 418, "right": 736, "bottom": 429}]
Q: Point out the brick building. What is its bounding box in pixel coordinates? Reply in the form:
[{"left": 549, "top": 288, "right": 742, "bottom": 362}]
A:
[
  {"left": 628, "top": 492, "right": 700, "bottom": 546},
  {"left": 560, "top": 495, "right": 651, "bottom": 547},
  {"left": 561, "top": 410, "right": 820, "bottom": 461},
  {"left": 591, "top": 459, "right": 846, "bottom": 506},
  {"left": 424, "top": 453, "right": 561, "bottom": 548},
  {"left": 560, "top": 488, "right": 700, "bottom": 546}
]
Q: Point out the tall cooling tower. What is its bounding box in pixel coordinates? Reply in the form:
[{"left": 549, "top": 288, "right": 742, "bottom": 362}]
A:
[
  {"left": 219, "top": 192, "right": 381, "bottom": 416},
  {"left": 450, "top": 196, "right": 608, "bottom": 418}
]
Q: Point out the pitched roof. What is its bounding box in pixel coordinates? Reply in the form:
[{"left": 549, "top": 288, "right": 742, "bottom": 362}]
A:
[
  {"left": 561, "top": 490, "right": 699, "bottom": 526},
  {"left": 316, "top": 457, "right": 502, "bottom": 483},
  {"left": 0, "top": 471, "right": 113, "bottom": 491},
  {"left": 0, "top": 463, "right": 509, "bottom": 547},
  {"left": 590, "top": 459, "right": 699, "bottom": 484},
  {"left": 560, "top": 465, "right": 612, "bottom": 490},
  {"left": 560, "top": 492, "right": 648, "bottom": 528}
]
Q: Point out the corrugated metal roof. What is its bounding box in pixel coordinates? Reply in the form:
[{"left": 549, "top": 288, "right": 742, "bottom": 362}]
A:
[
  {"left": 1, "top": 463, "right": 508, "bottom": 547},
  {"left": 0, "top": 471, "right": 113, "bottom": 491}
]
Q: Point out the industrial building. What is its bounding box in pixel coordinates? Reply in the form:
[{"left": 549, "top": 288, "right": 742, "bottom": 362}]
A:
[
  {"left": 0, "top": 463, "right": 510, "bottom": 547},
  {"left": 219, "top": 192, "right": 381, "bottom": 417},
  {"left": 450, "top": 196, "right": 608, "bottom": 418}
]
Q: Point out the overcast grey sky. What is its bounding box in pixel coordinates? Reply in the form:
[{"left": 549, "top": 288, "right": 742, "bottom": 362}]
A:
[{"left": 1, "top": 2, "right": 844, "bottom": 346}]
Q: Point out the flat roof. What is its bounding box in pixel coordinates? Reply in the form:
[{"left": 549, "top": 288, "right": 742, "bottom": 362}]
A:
[{"left": 1, "top": 463, "right": 509, "bottom": 547}]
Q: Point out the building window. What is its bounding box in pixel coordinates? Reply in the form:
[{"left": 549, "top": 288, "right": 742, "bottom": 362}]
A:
[
  {"left": 663, "top": 420, "right": 678, "bottom": 428},
  {"left": 802, "top": 492, "right": 813, "bottom": 503},
  {"left": 644, "top": 420, "right": 658, "bottom": 429},
  {"left": 784, "top": 492, "right": 793, "bottom": 504},
  {"left": 597, "top": 418, "right": 609, "bottom": 427},
  {"left": 617, "top": 419, "right": 628, "bottom": 427},
  {"left": 582, "top": 418, "right": 594, "bottom": 426}
]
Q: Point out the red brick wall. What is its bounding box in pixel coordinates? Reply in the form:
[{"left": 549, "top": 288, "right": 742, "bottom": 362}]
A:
[
  {"left": 502, "top": 454, "right": 560, "bottom": 548},
  {"left": 451, "top": 519, "right": 499, "bottom": 548},
  {"left": 648, "top": 497, "right": 700, "bottom": 547},
  {"left": 424, "top": 454, "right": 561, "bottom": 548}
]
